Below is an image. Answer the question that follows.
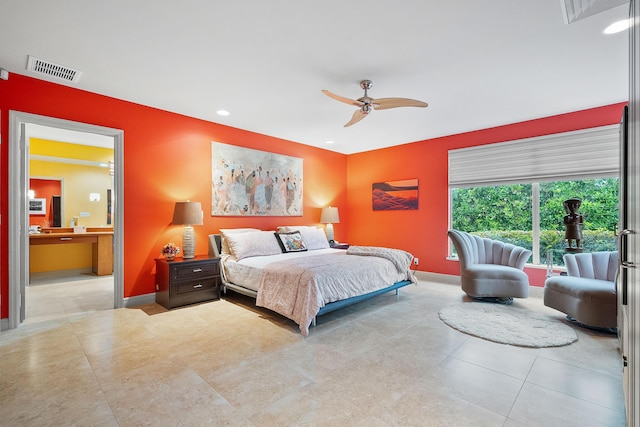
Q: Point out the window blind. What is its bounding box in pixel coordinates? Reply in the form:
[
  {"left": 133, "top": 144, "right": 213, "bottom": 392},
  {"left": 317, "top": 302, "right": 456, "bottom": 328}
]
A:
[{"left": 448, "top": 125, "right": 620, "bottom": 187}]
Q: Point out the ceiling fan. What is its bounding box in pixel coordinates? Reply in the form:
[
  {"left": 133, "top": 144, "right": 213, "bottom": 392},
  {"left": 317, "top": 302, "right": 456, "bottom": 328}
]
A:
[{"left": 321, "top": 79, "right": 428, "bottom": 127}]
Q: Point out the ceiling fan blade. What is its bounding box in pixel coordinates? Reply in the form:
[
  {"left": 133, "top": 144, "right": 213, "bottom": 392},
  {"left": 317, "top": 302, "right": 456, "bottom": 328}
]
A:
[
  {"left": 344, "top": 109, "right": 368, "bottom": 127},
  {"left": 322, "top": 89, "right": 363, "bottom": 107},
  {"left": 372, "top": 97, "right": 428, "bottom": 110}
]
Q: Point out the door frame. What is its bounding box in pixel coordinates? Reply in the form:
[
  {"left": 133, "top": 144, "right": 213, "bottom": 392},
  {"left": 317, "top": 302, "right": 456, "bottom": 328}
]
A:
[{"left": 8, "top": 111, "right": 124, "bottom": 329}]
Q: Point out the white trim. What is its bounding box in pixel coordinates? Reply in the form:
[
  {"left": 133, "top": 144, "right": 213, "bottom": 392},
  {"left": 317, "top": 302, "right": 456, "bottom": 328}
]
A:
[
  {"left": 449, "top": 125, "right": 620, "bottom": 187},
  {"left": 532, "top": 183, "right": 541, "bottom": 264},
  {"left": 8, "top": 111, "right": 125, "bottom": 330}
]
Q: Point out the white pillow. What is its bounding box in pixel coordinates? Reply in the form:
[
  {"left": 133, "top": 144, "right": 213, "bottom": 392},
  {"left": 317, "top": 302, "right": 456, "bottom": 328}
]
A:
[
  {"left": 224, "top": 230, "right": 282, "bottom": 260},
  {"left": 277, "top": 226, "right": 329, "bottom": 250},
  {"left": 219, "top": 228, "right": 260, "bottom": 255}
]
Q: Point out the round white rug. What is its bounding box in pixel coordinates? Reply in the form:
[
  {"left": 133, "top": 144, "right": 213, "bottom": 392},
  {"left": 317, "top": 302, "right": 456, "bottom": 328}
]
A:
[{"left": 438, "top": 302, "right": 578, "bottom": 348}]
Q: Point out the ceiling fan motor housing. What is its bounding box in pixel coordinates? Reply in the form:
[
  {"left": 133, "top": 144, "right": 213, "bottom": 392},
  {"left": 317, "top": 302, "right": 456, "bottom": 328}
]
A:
[{"left": 360, "top": 79, "right": 373, "bottom": 90}]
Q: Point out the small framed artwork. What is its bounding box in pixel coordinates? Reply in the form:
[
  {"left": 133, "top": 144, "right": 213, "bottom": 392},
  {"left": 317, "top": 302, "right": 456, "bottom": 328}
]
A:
[
  {"left": 29, "top": 198, "right": 46, "bottom": 215},
  {"left": 372, "top": 179, "right": 419, "bottom": 211}
]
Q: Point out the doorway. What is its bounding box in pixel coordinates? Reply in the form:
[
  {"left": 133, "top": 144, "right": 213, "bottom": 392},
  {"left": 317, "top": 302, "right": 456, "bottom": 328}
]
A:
[{"left": 7, "top": 111, "right": 124, "bottom": 330}]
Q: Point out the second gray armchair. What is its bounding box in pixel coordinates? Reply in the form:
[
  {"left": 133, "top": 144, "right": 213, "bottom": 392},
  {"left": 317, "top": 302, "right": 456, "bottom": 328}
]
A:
[{"left": 448, "top": 229, "right": 531, "bottom": 302}]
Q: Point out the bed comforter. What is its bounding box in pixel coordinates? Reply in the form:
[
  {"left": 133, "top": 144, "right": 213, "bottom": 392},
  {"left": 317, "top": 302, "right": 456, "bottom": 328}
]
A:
[{"left": 255, "top": 246, "right": 416, "bottom": 335}]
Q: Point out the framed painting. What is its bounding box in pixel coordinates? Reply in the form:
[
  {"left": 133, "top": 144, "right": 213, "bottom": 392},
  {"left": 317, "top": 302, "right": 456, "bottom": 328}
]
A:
[
  {"left": 211, "top": 142, "right": 303, "bottom": 216},
  {"left": 372, "top": 179, "right": 419, "bottom": 211},
  {"left": 29, "top": 198, "right": 46, "bottom": 215}
]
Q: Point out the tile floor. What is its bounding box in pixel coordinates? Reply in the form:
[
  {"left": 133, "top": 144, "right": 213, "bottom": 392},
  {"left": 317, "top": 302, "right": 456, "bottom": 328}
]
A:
[
  {"left": 0, "top": 275, "right": 627, "bottom": 426},
  {"left": 25, "top": 273, "right": 115, "bottom": 325}
]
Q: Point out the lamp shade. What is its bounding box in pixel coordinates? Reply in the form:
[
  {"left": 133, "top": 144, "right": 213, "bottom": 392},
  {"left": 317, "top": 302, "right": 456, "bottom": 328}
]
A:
[
  {"left": 320, "top": 206, "right": 340, "bottom": 224},
  {"left": 172, "top": 201, "right": 203, "bottom": 226}
]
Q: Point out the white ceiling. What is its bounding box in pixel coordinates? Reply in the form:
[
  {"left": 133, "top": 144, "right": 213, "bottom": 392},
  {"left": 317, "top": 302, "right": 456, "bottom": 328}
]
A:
[{"left": 0, "top": 0, "right": 629, "bottom": 154}]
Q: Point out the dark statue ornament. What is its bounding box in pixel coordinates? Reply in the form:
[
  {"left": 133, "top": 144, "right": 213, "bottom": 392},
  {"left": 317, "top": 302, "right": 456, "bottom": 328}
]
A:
[{"left": 563, "top": 198, "right": 583, "bottom": 253}]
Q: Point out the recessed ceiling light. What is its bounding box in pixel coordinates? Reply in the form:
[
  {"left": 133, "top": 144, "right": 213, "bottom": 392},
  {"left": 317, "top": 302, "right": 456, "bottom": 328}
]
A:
[
  {"left": 604, "top": 18, "right": 631, "bottom": 35},
  {"left": 216, "top": 110, "right": 230, "bottom": 116},
  {"left": 326, "top": 140, "right": 335, "bottom": 144}
]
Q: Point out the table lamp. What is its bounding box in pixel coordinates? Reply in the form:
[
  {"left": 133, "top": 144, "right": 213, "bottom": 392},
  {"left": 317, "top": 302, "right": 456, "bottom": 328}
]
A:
[
  {"left": 320, "top": 206, "right": 340, "bottom": 243},
  {"left": 172, "top": 201, "right": 203, "bottom": 258}
]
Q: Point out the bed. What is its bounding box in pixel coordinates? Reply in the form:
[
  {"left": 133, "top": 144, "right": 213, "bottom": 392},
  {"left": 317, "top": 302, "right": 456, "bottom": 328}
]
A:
[{"left": 209, "top": 227, "right": 417, "bottom": 335}]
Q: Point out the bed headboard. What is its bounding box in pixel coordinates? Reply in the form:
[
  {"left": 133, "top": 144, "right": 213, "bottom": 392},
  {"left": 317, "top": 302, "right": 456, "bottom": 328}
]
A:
[{"left": 208, "top": 234, "right": 222, "bottom": 257}]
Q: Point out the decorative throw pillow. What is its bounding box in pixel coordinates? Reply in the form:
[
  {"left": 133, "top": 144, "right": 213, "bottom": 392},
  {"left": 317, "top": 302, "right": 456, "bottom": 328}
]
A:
[
  {"left": 277, "top": 226, "right": 330, "bottom": 250},
  {"left": 275, "top": 231, "right": 308, "bottom": 253},
  {"left": 224, "top": 230, "right": 282, "bottom": 260}
]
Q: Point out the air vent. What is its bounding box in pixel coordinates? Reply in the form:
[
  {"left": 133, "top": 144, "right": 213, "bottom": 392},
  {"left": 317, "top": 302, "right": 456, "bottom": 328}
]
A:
[
  {"left": 26, "top": 55, "right": 82, "bottom": 83},
  {"left": 561, "top": 0, "right": 628, "bottom": 24}
]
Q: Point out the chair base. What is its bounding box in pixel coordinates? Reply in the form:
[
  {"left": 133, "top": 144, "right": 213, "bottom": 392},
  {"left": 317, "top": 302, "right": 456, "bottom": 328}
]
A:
[
  {"left": 471, "top": 296, "right": 514, "bottom": 305},
  {"left": 566, "top": 316, "right": 617, "bottom": 334}
]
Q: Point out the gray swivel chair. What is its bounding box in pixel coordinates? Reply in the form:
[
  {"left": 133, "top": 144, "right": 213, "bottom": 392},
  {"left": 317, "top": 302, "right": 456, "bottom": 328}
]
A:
[
  {"left": 448, "top": 229, "right": 531, "bottom": 302},
  {"left": 544, "top": 251, "right": 617, "bottom": 329}
]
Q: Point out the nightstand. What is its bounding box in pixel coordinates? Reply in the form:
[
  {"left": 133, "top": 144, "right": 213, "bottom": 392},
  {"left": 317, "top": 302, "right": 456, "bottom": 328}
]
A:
[{"left": 155, "top": 256, "right": 221, "bottom": 309}]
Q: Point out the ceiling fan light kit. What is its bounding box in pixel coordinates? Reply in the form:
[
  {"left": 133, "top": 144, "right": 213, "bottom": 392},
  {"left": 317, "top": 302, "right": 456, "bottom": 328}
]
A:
[{"left": 322, "top": 79, "right": 428, "bottom": 127}]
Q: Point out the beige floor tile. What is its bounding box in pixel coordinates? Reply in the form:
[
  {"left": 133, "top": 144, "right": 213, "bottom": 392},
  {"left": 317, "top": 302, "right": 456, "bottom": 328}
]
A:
[
  {"left": 204, "top": 357, "right": 313, "bottom": 417},
  {"left": 1, "top": 274, "right": 627, "bottom": 425},
  {"left": 526, "top": 356, "right": 625, "bottom": 410},
  {"left": 422, "top": 356, "right": 525, "bottom": 416},
  {"left": 249, "top": 382, "right": 388, "bottom": 427},
  {"left": 450, "top": 336, "right": 539, "bottom": 380},
  {"left": 373, "top": 381, "right": 507, "bottom": 426},
  {"left": 509, "top": 382, "right": 626, "bottom": 427}
]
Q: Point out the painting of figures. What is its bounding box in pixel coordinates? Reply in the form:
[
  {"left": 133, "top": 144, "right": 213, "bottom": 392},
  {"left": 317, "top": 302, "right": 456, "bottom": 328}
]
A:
[
  {"left": 372, "top": 179, "right": 419, "bottom": 211},
  {"left": 211, "top": 142, "right": 303, "bottom": 216}
]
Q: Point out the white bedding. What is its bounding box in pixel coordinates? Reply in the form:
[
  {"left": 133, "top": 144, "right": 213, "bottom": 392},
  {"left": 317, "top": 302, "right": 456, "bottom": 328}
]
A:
[
  {"left": 222, "top": 248, "right": 342, "bottom": 291},
  {"left": 221, "top": 246, "right": 416, "bottom": 335}
]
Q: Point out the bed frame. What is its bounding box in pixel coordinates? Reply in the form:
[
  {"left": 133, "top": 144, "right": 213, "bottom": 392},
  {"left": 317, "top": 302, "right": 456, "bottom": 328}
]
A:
[{"left": 208, "top": 234, "right": 412, "bottom": 325}]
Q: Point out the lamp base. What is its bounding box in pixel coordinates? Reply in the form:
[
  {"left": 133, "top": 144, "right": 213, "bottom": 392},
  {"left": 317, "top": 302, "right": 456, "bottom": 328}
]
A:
[
  {"left": 325, "top": 223, "right": 334, "bottom": 243},
  {"left": 182, "top": 225, "right": 195, "bottom": 258}
]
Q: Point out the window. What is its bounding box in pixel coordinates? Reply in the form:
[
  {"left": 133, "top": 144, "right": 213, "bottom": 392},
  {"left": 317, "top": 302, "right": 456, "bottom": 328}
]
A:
[
  {"left": 451, "top": 178, "right": 618, "bottom": 266},
  {"left": 449, "top": 125, "right": 620, "bottom": 266}
]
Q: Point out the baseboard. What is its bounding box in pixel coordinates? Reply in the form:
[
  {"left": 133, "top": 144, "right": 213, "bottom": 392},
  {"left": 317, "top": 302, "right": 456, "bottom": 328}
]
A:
[
  {"left": 0, "top": 318, "right": 9, "bottom": 332},
  {"left": 415, "top": 271, "right": 460, "bottom": 285},
  {"left": 30, "top": 268, "right": 93, "bottom": 281},
  {"left": 123, "top": 293, "right": 156, "bottom": 307}
]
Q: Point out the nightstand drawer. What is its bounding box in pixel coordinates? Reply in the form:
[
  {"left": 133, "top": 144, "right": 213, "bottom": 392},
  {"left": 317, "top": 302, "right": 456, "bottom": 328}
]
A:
[
  {"left": 172, "top": 261, "right": 219, "bottom": 281},
  {"left": 176, "top": 278, "right": 217, "bottom": 295}
]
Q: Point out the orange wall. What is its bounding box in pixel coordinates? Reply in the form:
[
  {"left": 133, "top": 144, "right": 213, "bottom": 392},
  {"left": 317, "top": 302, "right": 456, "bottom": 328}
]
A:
[
  {"left": 0, "top": 74, "right": 347, "bottom": 318},
  {"left": 0, "top": 73, "right": 627, "bottom": 320},
  {"left": 346, "top": 102, "right": 627, "bottom": 287}
]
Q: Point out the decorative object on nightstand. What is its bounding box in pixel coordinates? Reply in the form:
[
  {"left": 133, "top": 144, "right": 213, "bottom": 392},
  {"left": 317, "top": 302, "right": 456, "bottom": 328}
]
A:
[
  {"left": 330, "top": 242, "right": 349, "bottom": 249},
  {"left": 172, "top": 200, "right": 203, "bottom": 259},
  {"left": 155, "top": 256, "right": 221, "bottom": 309},
  {"left": 320, "top": 206, "right": 339, "bottom": 243},
  {"left": 161, "top": 242, "right": 181, "bottom": 261}
]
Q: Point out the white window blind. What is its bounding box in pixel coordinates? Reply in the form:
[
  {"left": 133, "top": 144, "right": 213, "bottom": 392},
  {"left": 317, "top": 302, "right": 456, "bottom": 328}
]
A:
[{"left": 448, "top": 125, "right": 620, "bottom": 187}]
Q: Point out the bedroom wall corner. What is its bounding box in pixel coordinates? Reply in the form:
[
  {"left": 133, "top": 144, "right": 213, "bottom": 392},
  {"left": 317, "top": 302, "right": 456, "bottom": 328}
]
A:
[{"left": 345, "top": 102, "right": 628, "bottom": 288}]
